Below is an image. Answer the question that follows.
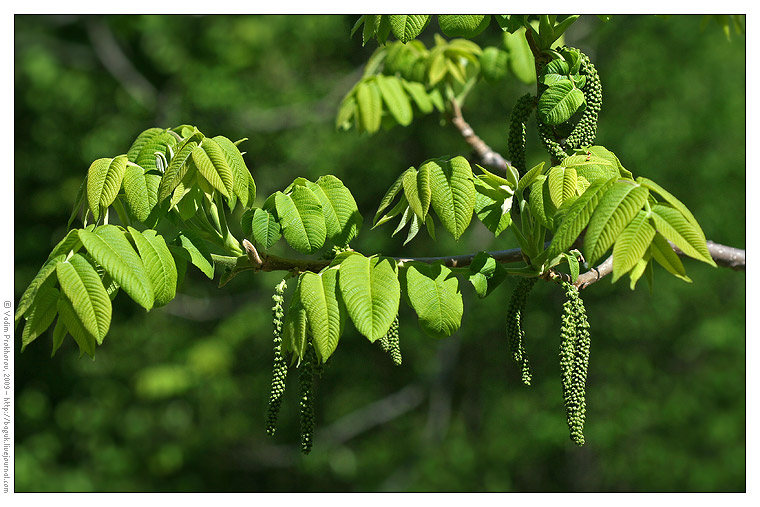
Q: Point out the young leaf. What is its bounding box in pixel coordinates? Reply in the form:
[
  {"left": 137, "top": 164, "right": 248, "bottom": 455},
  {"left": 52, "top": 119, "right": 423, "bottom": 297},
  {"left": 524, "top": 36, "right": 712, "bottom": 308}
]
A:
[
  {"left": 133, "top": 130, "right": 178, "bottom": 172},
  {"left": 275, "top": 187, "right": 326, "bottom": 255},
  {"left": 127, "top": 127, "right": 165, "bottom": 162},
  {"left": 338, "top": 253, "right": 400, "bottom": 342},
  {"left": 316, "top": 175, "right": 363, "bottom": 247},
  {"left": 561, "top": 153, "right": 620, "bottom": 183},
  {"left": 402, "top": 167, "right": 426, "bottom": 221},
  {"left": 250, "top": 207, "right": 282, "bottom": 249},
  {"left": 649, "top": 203, "right": 716, "bottom": 266},
  {"left": 388, "top": 14, "right": 430, "bottom": 43},
  {"left": 15, "top": 254, "right": 66, "bottom": 326},
  {"left": 176, "top": 230, "right": 215, "bottom": 279},
  {"left": 612, "top": 211, "right": 656, "bottom": 282},
  {"left": 468, "top": 252, "right": 507, "bottom": 298},
  {"left": 375, "top": 74, "right": 413, "bottom": 126},
  {"left": 438, "top": 15, "right": 490, "bottom": 38},
  {"left": 158, "top": 140, "right": 198, "bottom": 203},
  {"left": 402, "top": 263, "right": 463, "bottom": 338},
  {"left": 517, "top": 162, "right": 546, "bottom": 196},
  {"left": 87, "top": 156, "right": 126, "bottom": 220},
  {"left": 128, "top": 227, "right": 177, "bottom": 308},
  {"left": 192, "top": 139, "right": 233, "bottom": 198},
  {"left": 299, "top": 268, "right": 346, "bottom": 363},
  {"left": 56, "top": 295, "right": 96, "bottom": 358},
  {"left": 479, "top": 47, "right": 509, "bottom": 82},
  {"left": 649, "top": 231, "right": 692, "bottom": 282},
  {"left": 548, "top": 177, "right": 616, "bottom": 259},
  {"left": 428, "top": 157, "right": 476, "bottom": 240},
  {"left": 55, "top": 253, "right": 112, "bottom": 344},
  {"left": 79, "top": 226, "right": 154, "bottom": 311},
  {"left": 213, "top": 135, "right": 254, "bottom": 208},
  {"left": 375, "top": 167, "right": 414, "bottom": 225},
  {"left": 355, "top": 79, "right": 383, "bottom": 133},
  {"left": 547, "top": 165, "right": 578, "bottom": 209},
  {"left": 538, "top": 80, "right": 585, "bottom": 125},
  {"left": 401, "top": 80, "right": 434, "bottom": 113},
  {"left": 637, "top": 177, "right": 703, "bottom": 231},
  {"left": 122, "top": 164, "right": 152, "bottom": 222},
  {"left": 474, "top": 178, "right": 512, "bottom": 237},
  {"left": 584, "top": 182, "right": 649, "bottom": 265},
  {"left": 21, "top": 285, "right": 60, "bottom": 352},
  {"left": 503, "top": 28, "right": 536, "bottom": 85}
]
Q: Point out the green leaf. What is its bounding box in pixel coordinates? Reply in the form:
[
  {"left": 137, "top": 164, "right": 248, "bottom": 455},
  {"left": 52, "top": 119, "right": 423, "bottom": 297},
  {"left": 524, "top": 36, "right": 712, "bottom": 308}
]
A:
[
  {"left": 21, "top": 285, "right": 60, "bottom": 352},
  {"left": 213, "top": 135, "right": 254, "bottom": 208},
  {"left": 649, "top": 231, "right": 691, "bottom": 282},
  {"left": 192, "top": 139, "right": 233, "bottom": 198},
  {"left": 548, "top": 177, "right": 616, "bottom": 259},
  {"left": 127, "top": 127, "right": 165, "bottom": 162},
  {"left": 362, "top": 14, "right": 380, "bottom": 46},
  {"left": 316, "top": 175, "right": 363, "bottom": 247},
  {"left": 56, "top": 295, "right": 96, "bottom": 358},
  {"left": 376, "top": 74, "right": 413, "bottom": 126},
  {"left": 275, "top": 187, "right": 326, "bottom": 255},
  {"left": 401, "top": 80, "right": 434, "bottom": 113},
  {"left": 547, "top": 165, "right": 578, "bottom": 209},
  {"left": 55, "top": 253, "right": 112, "bottom": 344},
  {"left": 122, "top": 164, "right": 152, "bottom": 222},
  {"left": 128, "top": 227, "right": 177, "bottom": 308},
  {"left": 402, "top": 263, "right": 463, "bottom": 338},
  {"left": 67, "top": 177, "right": 87, "bottom": 229},
  {"left": 517, "top": 162, "right": 546, "bottom": 197},
  {"left": 538, "top": 80, "right": 585, "bottom": 125},
  {"left": 427, "top": 51, "right": 447, "bottom": 86},
  {"left": 628, "top": 255, "right": 651, "bottom": 291},
  {"left": 479, "top": 47, "right": 509, "bottom": 82},
  {"left": 474, "top": 178, "right": 512, "bottom": 237},
  {"left": 338, "top": 253, "right": 400, "bottom": 342},
  {"left": 299, "top": 268, "right": 346, "bottom": 362},
  {"left": 529, "top": 175, "right": 554, "bottom": 229},
  {"left": 561, "top": 153, "right": 620, "bottom": 183},
  {"left": 355, "top": 79, "right": 383, "bottom": 133},
  {"left": 175, "top": 230, "right": 215, "bottom": 279},
  {"left": 51, "top": 317, "right": 67, "bottom": 357},
  {"left": 16, "top": 254, "right": 66, "bottom": 326},
  {"left": 428, "top": 157, "right": 476, "bottom": 240},
  {"left": 584, "top": 182, "right": 650, "bottom": 265},
  {"left": 650, "top": 203, "right": 716, "bottom": 266},
  {"left": 503, "top": 28, "right": 536, "bottom": 85},
  {"left": 158, "top": 140, "right": 198, "bottom": 203},
  {"left": 79, "top": 225, "right": 155, "bottom": 310},
  {"left": 468, "top": 252, "right": 507, "bottom": 298},
  {"left": 438, "top": 15, "right": 490, "bottom": 38},
  {"left": 282, "top": 279, "right": 308, "bottom": 363},
  {"left": 250, "top": 207, "right": 281, "bottom": 250},
  {"left": 131, "top": 130, "right": 178, "bottom": 172},
  {"left": 336, "top": 94, "right": 357, "bottom": 130},
  {"left": 539, "top": 58, "right": 571, "bottom": 86},
  {"left": 389, "top": 14, "right": 430, "bottom": 43},
  {"left": 87, "top": 156, "right": 127, "bottom": 220},
  {"left": 612, "top": 211, "right": 656, "bottom": 282},
  {"left": 402, "top": 167, "right": 426, "bottom": 221},
  {"left": 375, "top": 167, "right": 414, "bottom": 225}
]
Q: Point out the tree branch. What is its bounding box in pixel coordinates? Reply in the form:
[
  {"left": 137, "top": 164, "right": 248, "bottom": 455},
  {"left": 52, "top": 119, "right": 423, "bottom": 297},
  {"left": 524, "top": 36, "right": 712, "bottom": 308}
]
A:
[
  {"left": 449, "top": 98, "right": 510, "bottom": 173},
  {"left": 236, "top": 239, "right": 745, "bottom": 290}
]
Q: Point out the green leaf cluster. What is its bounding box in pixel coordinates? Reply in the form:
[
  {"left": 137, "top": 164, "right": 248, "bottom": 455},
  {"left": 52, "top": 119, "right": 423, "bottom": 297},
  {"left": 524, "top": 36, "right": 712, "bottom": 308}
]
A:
[{"left": 374, "top": 156, "right": 479, "bottom": 242}]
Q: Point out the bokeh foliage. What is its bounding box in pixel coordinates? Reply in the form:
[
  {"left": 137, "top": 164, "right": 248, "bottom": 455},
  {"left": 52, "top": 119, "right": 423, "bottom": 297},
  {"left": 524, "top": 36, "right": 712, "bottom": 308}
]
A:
[{"left": 14, "top": 14, "right": 744, "bottom": 492}]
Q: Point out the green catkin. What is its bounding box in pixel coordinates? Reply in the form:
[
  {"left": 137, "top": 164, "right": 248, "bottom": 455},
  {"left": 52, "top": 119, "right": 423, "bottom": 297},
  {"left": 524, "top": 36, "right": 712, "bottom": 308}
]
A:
[
  {"left": 378, "top": 315, "right": 402, "bottom": 366},
  {"left": 506, "top": 277, "right": 538, "bottom": 385},
  {"left": 536, "top": 114, "right": 569, "bottom": 164},
  {"left": 507, "top": 93, "right": 536, "bottom": 173},
  {"left": 564, "top": 48, "right": 602, "bottom": 150},
  {"left": 558, "top": 281, "right": 591, "bottom": 446},
  {"left": 266, "top": 278, "right": 288, "bottom": 437},
  {"left": 299, "top": 341, "right": 317, "bottom": 455}
]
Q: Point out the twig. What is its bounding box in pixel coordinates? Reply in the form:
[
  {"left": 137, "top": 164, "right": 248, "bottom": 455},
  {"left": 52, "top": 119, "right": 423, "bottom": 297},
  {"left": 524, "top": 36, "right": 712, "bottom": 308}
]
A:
[{"left": 449, "top": 98, "right": 510, "bottom": 173}]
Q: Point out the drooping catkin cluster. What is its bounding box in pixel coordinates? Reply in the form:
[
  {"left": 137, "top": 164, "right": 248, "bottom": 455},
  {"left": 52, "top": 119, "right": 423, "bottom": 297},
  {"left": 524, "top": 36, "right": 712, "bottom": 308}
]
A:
[
  {"left": 507, "top": 93, "right": 536, "bottom": 173},
  {"left": 266, "top": 278, "right": 289, "bottom": 437},
  {"left": 506, "top": 277, "right": 538, "bottom": 385},
  {"left": 564, "top": 48, "right": 602, "bottom": 150},
  {"left": 536, "top": 48, "right": 603, "bottom": 163},
  {"left": 558, "top": 281, "right": 591, "bottom": 446},
  {"left": 378, "top": 314, "right": 402, "bottom": 366},
  {"left": 299, "top": 340, "right": 317, "bottom": 455}
]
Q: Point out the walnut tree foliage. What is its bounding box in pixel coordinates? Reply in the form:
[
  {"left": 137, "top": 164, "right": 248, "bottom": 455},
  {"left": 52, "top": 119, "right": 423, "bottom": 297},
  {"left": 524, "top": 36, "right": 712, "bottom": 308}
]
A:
[{"left": 16, "top": 14, "right": 733, "bottom": 453}]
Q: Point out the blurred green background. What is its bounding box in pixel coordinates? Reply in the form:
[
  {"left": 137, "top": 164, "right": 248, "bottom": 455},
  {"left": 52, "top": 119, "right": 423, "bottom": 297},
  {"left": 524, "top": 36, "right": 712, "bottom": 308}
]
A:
[{"left": 14, "top": 14, "right": 745, "bottom": 492}]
